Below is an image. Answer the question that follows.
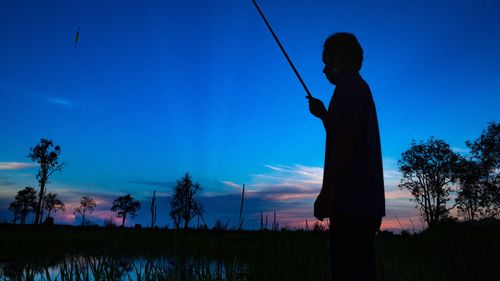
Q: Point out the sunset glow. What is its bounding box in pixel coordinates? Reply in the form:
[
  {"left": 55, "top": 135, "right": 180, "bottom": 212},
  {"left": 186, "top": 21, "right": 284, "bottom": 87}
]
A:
[{"left": 1, "top": 0, "right": 499, "bottom": 232}]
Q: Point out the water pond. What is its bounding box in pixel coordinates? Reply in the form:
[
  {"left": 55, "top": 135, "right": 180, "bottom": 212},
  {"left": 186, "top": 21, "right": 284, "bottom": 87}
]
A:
[{"left": 0, "top": 255, "right": 250, "bottom": 281}]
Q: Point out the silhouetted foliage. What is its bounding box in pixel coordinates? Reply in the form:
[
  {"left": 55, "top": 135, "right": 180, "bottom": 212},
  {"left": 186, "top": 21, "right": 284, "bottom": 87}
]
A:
[
  {"left": 212, "top": 218, "right": 230, "bottom": 231},
  {"left": 27, "top": 138, "right": 64, "bottom": 225},
  {"left": 8, "top": 201, "right": 22, "bottom": 224},
  {"left": 400, "top": 229, "right": 411, "bottom": 236},
  {"left": 260, "top": 211, "right": 268, "bottom": 231},
  {"left": 169, "top": 202, "right": 182, "bottom": 230},
  {"left": 104, "top": 216, "right": 116, "bottom": 228},
  {"left": 8, "top": 187, "right": 37, "bottom": 224},
  {"left": 456, "top": 158, "right": 485, "bottom": 220},
  {"left": 312, "top": 219, "right": 329, "bottom": 232},
  {"left": 272, "top": 211, "right": 279, "bottom": 231},
  {"left": 43, "top": 216, "right": 54, "bottom": 225},
  {"left": 111, "top": 194, "right": 141, "bottom": 227},
  {"left": 466, "top": 122, "right": 500, "bottom": 217},
  {"left": 379, "top": 230, "right": 394, "bottom": 237},
  {"left": 43, "top": 192, "right": 65, "bottom": 221},
  {"left": 312, "top": 221, "right": 326, "bottom": 232},
  {"left": 74, "top": 196, "right": 96, "bottom": 226},
  {"left": 169, "top": 172, "right": 203, "bottom": 233},
  {"left": 398, "top": 137, "right": 460, "bottom": 228}
]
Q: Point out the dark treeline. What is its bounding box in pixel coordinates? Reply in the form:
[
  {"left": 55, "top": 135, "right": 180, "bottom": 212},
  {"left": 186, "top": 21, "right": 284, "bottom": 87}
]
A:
[
  {"left": 398, "top": 122, "right": 499, "bottom": 228},
  {"left": 6, "top": 138, "right": 206, "bottom": 230},
  {"left": 4, "top": 122, "right": 500, "bottom": 232}
]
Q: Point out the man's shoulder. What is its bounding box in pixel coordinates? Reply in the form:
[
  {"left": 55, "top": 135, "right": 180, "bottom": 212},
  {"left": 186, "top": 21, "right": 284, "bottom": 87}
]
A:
[
  {"left": 335, "top": 73, "right": 371, "bottom": 100},
  {"left": 351, "top": 73, "right": 370, "bottom": 90},
  {"left": 336, "top": 73, "right": 367, "bottom": 89}
]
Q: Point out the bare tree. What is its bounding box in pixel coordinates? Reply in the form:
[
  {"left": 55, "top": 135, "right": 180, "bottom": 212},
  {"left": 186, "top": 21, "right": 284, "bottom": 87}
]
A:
[
  {"left": 28, "top": 138, "right": 64, "bottom": 225},
  {"left": 111, "top": 194, "right": 141, "bottom": 227},
  {"left": 9, "top": 187, "right": 37, "bottom": 224},
  {"left": 169, "top": 172, "right": 203, "bottom": 233},
  {"left": 74, "top": 196, "right": 96, "bottom": 226},
  {"left": 43, "top": 192, "right": 65, "bottom": 221},
  {"left": 398, "top": 138, "right": 460, "bottom": 228}
]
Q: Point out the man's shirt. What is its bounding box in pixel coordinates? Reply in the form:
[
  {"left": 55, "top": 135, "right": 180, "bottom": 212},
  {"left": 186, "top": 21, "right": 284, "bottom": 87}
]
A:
[{"left": 319, "top": 72, "right": 386, "bottom": 218}]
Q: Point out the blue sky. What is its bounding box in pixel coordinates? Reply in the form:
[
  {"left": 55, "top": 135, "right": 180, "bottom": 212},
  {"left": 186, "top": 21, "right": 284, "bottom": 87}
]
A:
[{"left": 1, "top": 0, "right": 499, "bottom": 230}]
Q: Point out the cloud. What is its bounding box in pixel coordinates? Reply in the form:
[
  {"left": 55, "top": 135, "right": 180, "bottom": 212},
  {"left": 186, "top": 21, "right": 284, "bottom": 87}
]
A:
[
  {"left": 452, "top": 146, "right": 469, "bottom": 154},
  {"left": 0, "top": 175, "right": 16, "bottom": 187},
  {"left": 220, "top": 181, "right": 242, "bottom": 189},
  {"left": 0, "top": 162, "right": 36, "bottom": 170},
  {"left": 385, "top": 189, "right": 413, "bottom": 200},
  {"left": 247, "top": 165, "right": 322, "bottom": 203},
  {"left": 47, "top": 97, "right": 74, "bottom": 107},
  {"left": 253, "top": 164, "right": 323, "bottom": 187},
  {"left": 209, "top": 164, "right": 323, "bottom": 229},
  {"left": 216, "top": 161, "right": 426, "bottom": 231},
  {"left": 128, "top": 180, "right": 174, "bottom": 188},
  {"left": 0, "top": 181, "right": 15, "bottom": 186}
]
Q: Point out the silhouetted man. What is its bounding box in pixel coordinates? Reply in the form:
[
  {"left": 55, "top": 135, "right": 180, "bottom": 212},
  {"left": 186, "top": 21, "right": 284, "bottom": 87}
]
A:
[{"left": 308, "top": 33, "right": 385, "bottom": 281}]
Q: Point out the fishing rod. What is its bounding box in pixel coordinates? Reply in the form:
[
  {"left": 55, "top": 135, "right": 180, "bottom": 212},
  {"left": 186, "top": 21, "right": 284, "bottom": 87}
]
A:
[{"left": 251, "top": 0, "right": 313, "bottom": 98}]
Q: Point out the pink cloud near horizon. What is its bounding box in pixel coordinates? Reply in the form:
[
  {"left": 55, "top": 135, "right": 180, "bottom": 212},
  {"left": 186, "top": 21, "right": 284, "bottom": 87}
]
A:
[
  {"left": 0, "top": 162, "right": 36, "bottom": 170},
  {"left": 220, "top": 163, "right": 425, "bottom": 232}
]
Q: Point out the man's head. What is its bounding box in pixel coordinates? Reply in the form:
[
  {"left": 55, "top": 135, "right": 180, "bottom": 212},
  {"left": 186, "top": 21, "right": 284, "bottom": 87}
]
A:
[{"left": 322, "top": 33, "right": 363, "bottom": 85}]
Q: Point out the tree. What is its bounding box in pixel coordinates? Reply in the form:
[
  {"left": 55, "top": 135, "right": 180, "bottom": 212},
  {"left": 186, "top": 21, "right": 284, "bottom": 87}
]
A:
[
  {"left": 398, "top": 138, "right": 460, "bottom": 228},
  {"left": 455, "top": 159, "right": 484, "bottom": 220},
  {"left": 28, "top": 138, "right": 64, "bottom": 225},
  {"left": 8, "top": 201, "right": 22, "bottom": 224},
  {"left": 8, "top": 187, "right": 37, "bottom": 224},
  {"left": 43, "top": 192, "right": 65, "bottom": 221},
  {"left": 74, "top": 196, "right": 96, "bottom": 226},
  {"left": 169, "top": 200, "right": 182, "bottom": 230},
  {"left": 466, "top": 122, "right": 500, "bottom": 217},
  {"left": 111, "top": 194, "right": 141, "bottom": 227},
  {"left": 169, "top": 172, "right": 203, "bottom": 233}
]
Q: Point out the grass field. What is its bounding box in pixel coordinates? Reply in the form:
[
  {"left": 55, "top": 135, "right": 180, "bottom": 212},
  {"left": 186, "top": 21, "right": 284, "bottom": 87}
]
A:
[{"left": 0, "top": 219, "right": 499, "bottom": 281}]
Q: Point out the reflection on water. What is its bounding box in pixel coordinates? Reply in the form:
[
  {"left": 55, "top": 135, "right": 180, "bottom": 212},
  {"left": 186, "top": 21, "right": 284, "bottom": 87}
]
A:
[{"left": 0, "top": 255, "right": 249, "bottom": 281}]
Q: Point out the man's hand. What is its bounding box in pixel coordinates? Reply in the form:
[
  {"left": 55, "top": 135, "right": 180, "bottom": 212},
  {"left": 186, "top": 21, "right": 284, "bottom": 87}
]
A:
[
  {"left": 307, "top": 96, "right": 327, "bottom": 120},
  {"left": 314, "top": 189, "right": 331, "bottom": 221}
]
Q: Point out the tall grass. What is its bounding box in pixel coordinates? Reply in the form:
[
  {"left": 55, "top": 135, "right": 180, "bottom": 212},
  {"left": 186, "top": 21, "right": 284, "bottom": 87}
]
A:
[{"left": 0, "top": 220, "right": 498, "bottom": 281}]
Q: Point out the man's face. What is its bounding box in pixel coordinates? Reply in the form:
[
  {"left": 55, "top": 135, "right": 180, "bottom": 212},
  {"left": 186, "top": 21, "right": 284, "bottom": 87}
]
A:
[{"left": 322, "top": 49, "right": 339, "bottom": 85}]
